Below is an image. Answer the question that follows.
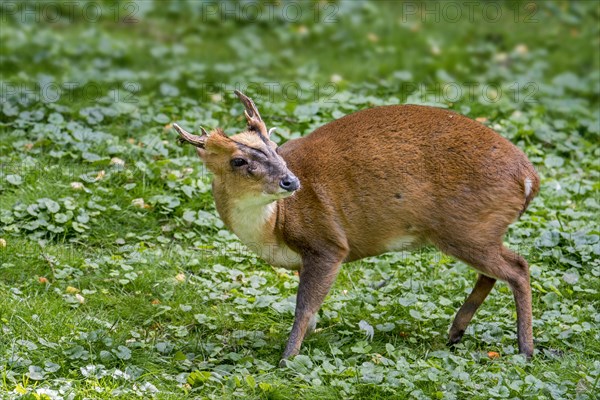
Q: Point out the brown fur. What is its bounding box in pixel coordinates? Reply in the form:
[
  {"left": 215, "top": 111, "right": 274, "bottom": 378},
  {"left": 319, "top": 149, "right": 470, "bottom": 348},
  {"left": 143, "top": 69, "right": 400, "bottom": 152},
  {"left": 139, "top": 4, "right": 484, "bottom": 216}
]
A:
[
  {"left": 275, "top": 105, "right": 539, "bottom": 360},
  {"left": 176, "top": 99, "right": 540, "bottom": 363}
]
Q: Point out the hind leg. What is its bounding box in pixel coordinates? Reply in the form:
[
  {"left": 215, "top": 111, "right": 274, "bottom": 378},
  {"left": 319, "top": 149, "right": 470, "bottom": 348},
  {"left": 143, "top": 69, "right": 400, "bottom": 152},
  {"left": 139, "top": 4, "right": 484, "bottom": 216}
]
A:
[
  {"left": 448, "top": 274, "right": 496, "bottom": 345},
  {"left": 501, "top": 248, "right": 533, "bottom": 357},
  {"left": 437, "top": 240, "right": 534, "bottom": 357}
]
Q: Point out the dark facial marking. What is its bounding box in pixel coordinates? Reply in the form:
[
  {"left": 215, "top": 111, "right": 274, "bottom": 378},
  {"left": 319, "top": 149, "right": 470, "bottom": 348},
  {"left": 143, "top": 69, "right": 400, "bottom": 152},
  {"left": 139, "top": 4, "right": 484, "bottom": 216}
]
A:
[
  {"left": 232, "top": 141, "right": 267, "bottom": 158},
  {"left": 252, "top": 129, "right": 270, "bottom": 146},
  {"left": 233, "top": 140, "right": 278, "bottom": 159}
]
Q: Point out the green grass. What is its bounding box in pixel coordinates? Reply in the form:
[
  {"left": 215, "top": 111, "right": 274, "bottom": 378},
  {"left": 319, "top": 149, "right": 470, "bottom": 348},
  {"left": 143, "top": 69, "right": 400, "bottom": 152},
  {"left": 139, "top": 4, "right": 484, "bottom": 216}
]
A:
[{"left": 1, "top": 1, "right": 599, "bottom": 399}]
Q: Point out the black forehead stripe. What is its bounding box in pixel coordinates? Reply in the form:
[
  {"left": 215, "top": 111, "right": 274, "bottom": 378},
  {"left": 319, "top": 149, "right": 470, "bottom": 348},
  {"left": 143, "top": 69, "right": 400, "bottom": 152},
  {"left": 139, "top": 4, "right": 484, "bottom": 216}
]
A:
[
  {"left": 256, "top": 130, "right": 270, "bottom": 146},
  {"left": 233, "top": 141, "right": 269, "bottom": 158},
  {"left": 233, "top": 140, "right": 279, "bottom": 159}
]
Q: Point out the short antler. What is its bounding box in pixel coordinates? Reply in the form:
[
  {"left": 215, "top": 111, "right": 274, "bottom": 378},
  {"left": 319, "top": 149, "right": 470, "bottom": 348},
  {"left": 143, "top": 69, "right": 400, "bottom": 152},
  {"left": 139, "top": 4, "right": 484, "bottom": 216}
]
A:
[
  {"left": 173, "top": 123, "right": 208, "bottom": 148},
  {"left": 234, "top": 90, "right": 270, "bottom": 138}
]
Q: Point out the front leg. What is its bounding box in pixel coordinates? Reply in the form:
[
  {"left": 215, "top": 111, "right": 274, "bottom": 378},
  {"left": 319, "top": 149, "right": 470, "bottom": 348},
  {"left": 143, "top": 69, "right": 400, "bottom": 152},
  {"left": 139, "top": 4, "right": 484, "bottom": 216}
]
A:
[{"left": 281, "top": 252, "right": 345, "bottom": 363}]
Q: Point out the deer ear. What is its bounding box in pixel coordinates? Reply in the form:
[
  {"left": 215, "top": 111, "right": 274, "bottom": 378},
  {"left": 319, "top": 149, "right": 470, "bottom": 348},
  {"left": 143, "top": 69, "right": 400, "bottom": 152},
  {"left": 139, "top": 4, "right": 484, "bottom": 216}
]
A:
[{"left": 234, "top": 90, "right": 270, "bottom": 138}]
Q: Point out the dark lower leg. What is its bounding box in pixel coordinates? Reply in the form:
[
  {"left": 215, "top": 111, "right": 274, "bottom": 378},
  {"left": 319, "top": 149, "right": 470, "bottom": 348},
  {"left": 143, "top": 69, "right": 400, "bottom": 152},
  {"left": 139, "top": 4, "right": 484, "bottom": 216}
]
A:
[
  {"left": 448, "top": 274, "right": 496, "bottom": 344},
  {"left": 281, "top": 257, "right": 342, "bottom": 363},
  {"left": 503, "top": 249, "right": 534, "bottom": 357}
]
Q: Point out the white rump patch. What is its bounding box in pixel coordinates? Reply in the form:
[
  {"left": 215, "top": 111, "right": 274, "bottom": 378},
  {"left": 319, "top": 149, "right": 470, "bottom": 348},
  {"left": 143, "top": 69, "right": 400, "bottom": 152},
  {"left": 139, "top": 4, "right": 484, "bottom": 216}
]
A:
[{"left": 524, "top": 177, "right": 533, "bottom": 198}]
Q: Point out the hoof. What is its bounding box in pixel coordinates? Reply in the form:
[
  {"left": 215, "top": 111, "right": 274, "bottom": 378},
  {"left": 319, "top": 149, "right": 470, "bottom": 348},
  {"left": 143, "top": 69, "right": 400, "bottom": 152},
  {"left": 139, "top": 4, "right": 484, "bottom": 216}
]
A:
[
  {"left": 278, "top": 358, "right": 289, "bottom": 368},
  {"left": 518, "top": 341, "right": 534, "bottom": 360},
  {"left": 519, "top": 349, "right": 534, "bottom": 360},
  {"left": 447, "top": 329, "right": 465, "bottom": 346}
]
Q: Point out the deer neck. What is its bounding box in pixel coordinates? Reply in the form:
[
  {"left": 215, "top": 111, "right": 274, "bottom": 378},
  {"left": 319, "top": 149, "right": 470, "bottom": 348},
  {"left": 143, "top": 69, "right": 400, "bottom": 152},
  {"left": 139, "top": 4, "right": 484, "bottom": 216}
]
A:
[
  {"left": 225, "top": 195, "right": 279, "bottom": 245},
  {"left": 212, "top": 183, "right": 302, "bottom": 269}
]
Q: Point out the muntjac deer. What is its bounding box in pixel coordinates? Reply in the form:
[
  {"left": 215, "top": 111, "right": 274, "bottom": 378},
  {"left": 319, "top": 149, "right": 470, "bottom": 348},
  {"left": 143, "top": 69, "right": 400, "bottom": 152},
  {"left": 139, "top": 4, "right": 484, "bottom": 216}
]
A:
[{"left": 173, "top": 90, "right": 540, "bottom": 364}]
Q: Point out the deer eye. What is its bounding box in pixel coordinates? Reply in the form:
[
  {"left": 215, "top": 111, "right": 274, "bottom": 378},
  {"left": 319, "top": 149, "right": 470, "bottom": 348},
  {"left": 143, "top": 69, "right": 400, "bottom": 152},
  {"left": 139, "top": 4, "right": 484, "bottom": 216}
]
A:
[{"left": 231, "top": 158, "right": 248, "bottom": 168}]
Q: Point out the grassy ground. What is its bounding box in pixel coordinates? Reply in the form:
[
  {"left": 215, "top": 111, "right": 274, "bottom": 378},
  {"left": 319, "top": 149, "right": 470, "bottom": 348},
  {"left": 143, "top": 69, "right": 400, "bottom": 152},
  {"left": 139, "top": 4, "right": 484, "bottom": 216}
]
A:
[{"left": 0, "top": 1, "right": 599, "bottom": 399}]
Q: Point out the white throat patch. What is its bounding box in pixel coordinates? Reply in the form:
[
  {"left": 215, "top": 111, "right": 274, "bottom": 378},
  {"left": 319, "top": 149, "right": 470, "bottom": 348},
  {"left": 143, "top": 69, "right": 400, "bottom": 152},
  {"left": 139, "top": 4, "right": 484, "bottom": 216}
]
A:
[
  {"left": 229, "top": 197, "right": 302, "bottom": 269},
  {"left": 229, "top": 196, "right": 276, "bottom": 245}
]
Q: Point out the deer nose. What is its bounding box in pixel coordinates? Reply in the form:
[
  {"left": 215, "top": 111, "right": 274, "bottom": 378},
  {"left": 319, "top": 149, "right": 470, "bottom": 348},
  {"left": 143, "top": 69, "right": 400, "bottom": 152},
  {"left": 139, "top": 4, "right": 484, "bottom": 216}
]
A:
[{"left": 279, "top": 175, "right": 300, "bottom": 192}]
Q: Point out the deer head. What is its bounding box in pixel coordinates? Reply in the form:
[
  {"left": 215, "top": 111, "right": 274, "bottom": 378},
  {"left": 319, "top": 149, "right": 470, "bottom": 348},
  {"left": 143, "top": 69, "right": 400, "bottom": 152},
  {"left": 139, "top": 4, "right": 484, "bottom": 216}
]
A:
[{"left": 174, "top": 91, "right": 299, "bottom": 203}]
